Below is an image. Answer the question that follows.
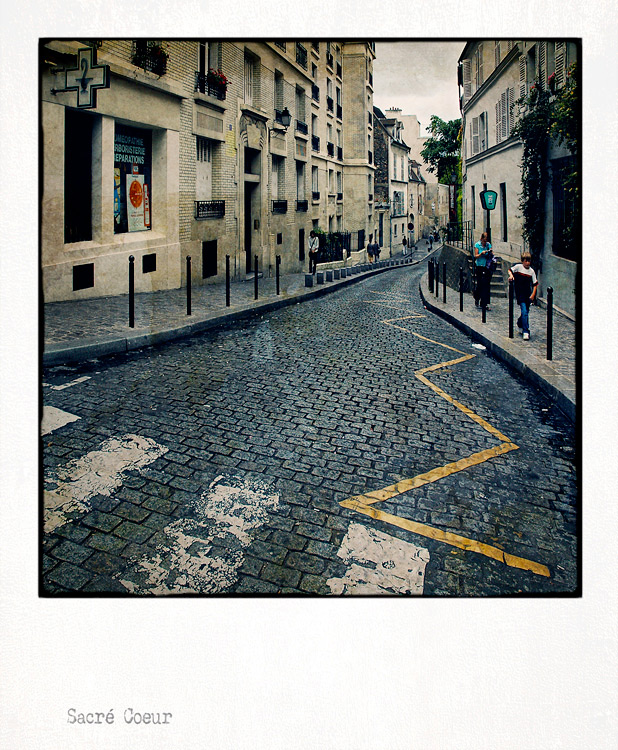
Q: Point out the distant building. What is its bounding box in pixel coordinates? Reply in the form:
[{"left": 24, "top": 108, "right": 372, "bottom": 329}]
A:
[
  {"left": 458, "top": 40, "right": 578, "bottom": 315},
  {"left": 41, "top": 39, "right": 376, "bottom": 302}
]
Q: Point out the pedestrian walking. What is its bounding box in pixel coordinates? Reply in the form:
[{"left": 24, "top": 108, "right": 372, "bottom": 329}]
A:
[
  {"left": 367, "top": 241, "right": 375, "bottom": 263},
  {"left": 508, "top": 251, "right": 538, "bottom": 341},
  {"left": 428, "top": 234, "right": 433, "bottom": 252},
  {"left": 473, "top": 232, "right": 492, "bottom": 311},
  {"left": 374, "top": 241, "right": 381, "bottom": 261},
  {"left": 308, "top": 230, "right": 319, "bottom": 274},
  {"left": 402, "top": 236, "right": 408, "bottom": 256}
]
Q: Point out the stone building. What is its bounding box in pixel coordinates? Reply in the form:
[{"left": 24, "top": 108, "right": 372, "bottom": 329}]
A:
[
  {"left": 41, "top": 39, "right": 376, "bottom": 303},
  {"left": 458, "top": 40, "right": 579, "bottom": 315}
]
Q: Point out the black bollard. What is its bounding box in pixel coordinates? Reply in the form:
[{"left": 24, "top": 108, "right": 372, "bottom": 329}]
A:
[
  {"left": 547, "top": 287, "right": 553, "bottom": 361},
  {"left": 428, "top": 259, "right": 434, "bottom": 294},
  {"left": 459, "top": 267, "right": 464, "bottom": 312},
  {"left": 276, "top": 254, "right": 281, "bottom": 295},
  {"left": 435, "top": 260, "right": 439, "bottom": 298},
  {"left": 186, "top": 255, "right": 192, "bottom": 316},
  {"left": 128, "top": 255, "right": 135, "bottom": 328},
  {"left": 254, "top": 255, "right": 258, "bottom": 300},
  {"left": 482, "top": 305, "right": 486, "bottom": 324},
  {"left": 442, "top": 263, "right": 447, "bottom": 304},
  {"left": 508, "top": 279, "right": 514, "bottom": 338},
  {"left": 226, "top": 255, "right": 230, "bottom": 307}
]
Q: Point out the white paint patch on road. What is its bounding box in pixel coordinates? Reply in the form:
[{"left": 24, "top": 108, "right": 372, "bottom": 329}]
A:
[
  {"left": 327, "top": 522, "right": 430, "bottom": 595},
  {"left": 49, "top": 376, "right": 91, "bottom": 390},
  {"left": 43, "top": 435, "right": 168, "bottom": 533},
  {"left": 118, "top": 475, "right": 280, "bottom": 595},
  {"left": 41, "top": 406, "right": 81, "bottom": 435},
  {"left": 471, "top": 343, "right": 487, "bottom": 350}
]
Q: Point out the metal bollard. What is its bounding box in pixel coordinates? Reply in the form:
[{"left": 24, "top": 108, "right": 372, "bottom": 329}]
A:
[
  {"left": 128, "top": 255, "right": 135, "bottom": 328},
  {"left": 254, "top": 255, "right": 258, "bottom": 300},
  {"left": 508, "top": 279, "right": 514, "bottom": 338},
  {"left": 442, "top": 263, "right": 447, "bottom": 304},
  {"left": 428, "top": 259, "right": 434, "bottom": 294},
  {"left": 459, "top": 267, "right": 464, "bottom": 312},
  {"left": 226, "top": 255, "right": 230, "bottom": 307},
  {"left": 482, "top": 305, "right": 486, "bottom": 324},
  {"left": 547, "top": 287, "right": 553, "bottom": 361},
  {"left": 276, "top": 255, "right": 281, "bottom": 295},
  {"left": 186, "top": 255, "right": 192, "bottom": 316},
  {"left": 435, "top": 260, "right": 439, "bottom": 298}
]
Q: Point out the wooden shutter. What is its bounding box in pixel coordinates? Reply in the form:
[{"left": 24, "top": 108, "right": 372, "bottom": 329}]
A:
[
  {"left": 501, "top": 92, "right": 508, "bottom": 140},
  {"left": 539, "top": 42, "right": 547, "bottom": 89},
  {"left": 478, "top": 45, "right": 484, "bottom": 85},
  {"left": 507, "top": 40, "right": 514, "bottom": 52},
  {"left": 519, "top": 54, "right": 527, "bottom": 98},
  {"left": 463, "top": 59, "right": 472, "bottom": 101},
  {"left": 508, "top": 87, "right": 515, "bottom": 136},
  {"left": 472, "top": 116, "right": 479, "bottom": 155},
  {"left": 244, "top": 55, "right": 253, "bottom": 104},
  {"left": 496, "top": 100, "right": 502, "bottom": 144},
  {"left": 555, "top": 42, "right": 566, "bottom": 87},
  {"left": 495, "top": 41, "right": 501, "bottom": 68}
]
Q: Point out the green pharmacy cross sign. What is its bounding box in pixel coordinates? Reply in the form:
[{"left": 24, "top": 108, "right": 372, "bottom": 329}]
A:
[
  {"left": 479, "top": 189, "right": 498, "bottom": 211},
  {"left": 55, "top": 47, "right": 110, "bottom": 109}
]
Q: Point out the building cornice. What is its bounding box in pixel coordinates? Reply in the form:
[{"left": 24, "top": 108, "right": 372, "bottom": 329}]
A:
[{"left": 465, "top": 134, "right": 521, "bottom": 166}]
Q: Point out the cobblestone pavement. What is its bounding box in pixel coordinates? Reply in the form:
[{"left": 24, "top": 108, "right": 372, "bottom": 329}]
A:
[{"left": 42, "top": 261, "right": 578, "bottom": 596}]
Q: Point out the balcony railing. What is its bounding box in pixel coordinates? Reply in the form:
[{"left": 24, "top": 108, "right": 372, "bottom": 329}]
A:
[
  {"left": 311, "top": 135, "right": 320, "bottom": 152},
  {"left": 296, "top": 42, "right": 308, "bottom": 69},
  {"left": 337, "top": 192, "right": 343, "bottom": 202},
  {"left": 272, "top": 200, "right": 288, "bottom": 214},
  {"left": 336, "top": 62, "right": 342, "bottom": 77},
  {"left": 133, "top": 41, "right": 168, "bottom": 76},
  {"left": 312, "top": 84, "right": 320, "bottom": 102},
  {"left": 274, "top": 41, "right": 286, "bottom": 51},
  {"left": 312, "top": 42, "right": 320, "bottom": 52},
  {"left": 195, "top": 72, "right": 227, "bottom": 100},
  {"left": 368, "top": 193, "right": 373, "bottom": 202},
  {"left": 368, "top": 151, "right": 373, "bottom": 164},
  {"left": 296, "top": 199, "right": 308, "bottom": 212},
  {"left": 327, "top": 142, "right": 334, "bottom": 157},
  {"left": 296, "top": 119, "right": 308, "bottom": 134},
  {"left": 326, "top": 52, "right": 334, "bottom": 68},
  {"left": 326, "top": 96, "right": 334, "bottom": 113},
  {"left": 337, "top": 146, "right": 343, "bottom": 160},
  {"left": 312, "top": 191, "right": 320, "bottom": 201},
  {"left": 336, "top": 104, "right": 342, "bottom": 119},
  {"left": 195, "top": 200, "right": 225, "bottom": 220}
]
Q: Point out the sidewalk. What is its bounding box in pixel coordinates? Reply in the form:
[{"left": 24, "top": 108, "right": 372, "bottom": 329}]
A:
[
  {"left": 43, "top": 251, "right": 422, "bottom": 366},
  {"left": 419, "top": 269, "right": 576, "bottom": 421}
]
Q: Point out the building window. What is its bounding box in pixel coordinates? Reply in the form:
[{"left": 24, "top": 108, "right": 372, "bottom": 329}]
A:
[
  {"left": 474, "top": 44, "right": 484, "bottom": 88},
  {"left": 312, "top": 166, "right": 319, "bottom": 194},
  {"left": 196, "top": 136, "right": 212, "bottom": 202},
  {"left": 272, "top": 155, "right": 285, "bottom": 199},
  {"left": 202, "top": 239, "right": 218, "bottom": 278},
  {"left": 500, "top": 183, "right": 508, "bottom": 241},
  {"left": 114, "top": 123, "right": 152, "bottom": 235},
  {"left": 244, "top": 51, "right": 258, "bottom": 105},
  {"left": 65, "top": 109, "right": 93, "bottom": 243},
  {"left": 296, "top": 161, "right": 305, "bottom": 200},
  {"left": 552, "top": 157, "right": 578, "bottom": 261},
  {"left": 274, "top": 70, "right": 284, "bottom": 111},
  {"left": 295, "top": 86, "right": 305, "bottom": 125}
]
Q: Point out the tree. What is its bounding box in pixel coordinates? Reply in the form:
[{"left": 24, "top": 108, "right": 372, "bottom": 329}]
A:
[{"left": 420, "top": 116, "right": 462, "bottom": 184}]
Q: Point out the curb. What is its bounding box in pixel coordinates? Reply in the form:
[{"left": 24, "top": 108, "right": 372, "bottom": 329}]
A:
[
  {"left": 44, "top": 257, "right": 425, "bottom": 367},
  {"left": 419, "top": 281, "right": 576, "bottom": 423}
]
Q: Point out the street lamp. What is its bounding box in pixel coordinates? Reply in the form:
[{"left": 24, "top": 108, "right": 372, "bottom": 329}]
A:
[{"left": 271, "top": 106, "right": 292, "bottom": 132}]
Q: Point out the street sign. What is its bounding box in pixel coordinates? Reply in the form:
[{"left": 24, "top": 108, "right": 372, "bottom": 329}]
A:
[{"left": 479, "top": 189, "right": 497, "bottom": 211}]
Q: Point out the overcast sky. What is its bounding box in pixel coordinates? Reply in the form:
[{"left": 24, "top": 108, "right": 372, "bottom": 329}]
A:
[{"left": 373, "top": 42, "right": 464, "bottom": 137}]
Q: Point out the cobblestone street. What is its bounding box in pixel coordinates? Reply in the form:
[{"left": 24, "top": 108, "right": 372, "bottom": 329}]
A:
[{"left": 42, "top": 263, "right": 578, "bottom": 595}]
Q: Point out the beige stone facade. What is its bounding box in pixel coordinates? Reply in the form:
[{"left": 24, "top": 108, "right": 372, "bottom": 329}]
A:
[{"left": 41, "top": 39, "right": 375, "bottom": 302}]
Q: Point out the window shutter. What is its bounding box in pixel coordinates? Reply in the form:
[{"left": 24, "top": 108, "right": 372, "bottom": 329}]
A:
[
  {"left": 555, "top": 42, "right": 566, "bottom": 87},
  {"left": 508, "top": 87, "right": 515, "bottom": 136},
  {"left": 463, "top": 59, "right": 472, "bottom": 101},
  {"left": 478, "top": 44, "right": 484, "bottom": 85},
  {"left": 507, "top": 40, "right": 514, "bottom": 52},
  {"left": 519, "top": 54, "right": 527, "bottom": 99},
  {"left": 244, "top": 55, "right": 253, "bottom": 104},
  {"left": 539, "top": 42, "right": 547, "bottom": 89},
  {"left": 501, "top": 92, "right": 508, "bottom": 140},
  {"left": 472, "top": 116, "right": 479, "bottom": 155},
  {"left": 495, "top": 41, "right": 501, "bottom": 69},
  {"left": 496, "top": 100, "right": 502, "bottom": 144}
]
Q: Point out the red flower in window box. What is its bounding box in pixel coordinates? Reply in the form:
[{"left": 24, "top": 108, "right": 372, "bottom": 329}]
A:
[{"left": 206, "top": 68, "right": 229, "bottom": 88}]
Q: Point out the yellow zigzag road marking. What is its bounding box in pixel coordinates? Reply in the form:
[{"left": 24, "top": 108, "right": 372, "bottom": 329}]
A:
[{"left": 340, "top": 300, "right": 550, "bottom": 578}]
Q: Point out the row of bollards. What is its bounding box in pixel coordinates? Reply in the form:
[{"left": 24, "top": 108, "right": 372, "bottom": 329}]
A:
[{"left": 427, "top": 259, "right": 555, "bottom": 361}]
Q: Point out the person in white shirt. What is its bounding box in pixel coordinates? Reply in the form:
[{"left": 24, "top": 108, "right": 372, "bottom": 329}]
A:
[
  {"left": 508, "top": 251, "right": 538, "bottom": 341},
  {"left": 308, "top": 230, "right": 319, "bottom": 274}
]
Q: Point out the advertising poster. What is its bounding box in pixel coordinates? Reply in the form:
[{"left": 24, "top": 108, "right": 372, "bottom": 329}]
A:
[{"left": 126, "top": 173, "right": 145, "bottom": 232}]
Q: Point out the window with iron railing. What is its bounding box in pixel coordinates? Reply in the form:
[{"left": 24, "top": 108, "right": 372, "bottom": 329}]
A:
[
  {"left": 312, "top": 135, "right": 320, "bottom": 152},
  {"left": 312, "top": 191, "right": 320, "bottom": 201},
  {"left": 296, "top": 120, "right": 308, "bottom": 134},
  {"left": 296, "top": 42, "right": 308, "bottom": 69},
  {"left": 326, "top": 97, "right": 334, "bottom": 112},
  {"left": 368, "top": 72, "right": 373, "bottom": 87},
  {"left": 195, "top": 200, "right": 225, "bottom": 219},
  {"left": 336, "top": 104, "right": 342, "bottom": 119},
  {"left": 195, "top": 72, "right": 227, "bottom": 100},
  {"left": 326, "top": 52, "right": 334, "bottom": 68},
  {"left": 327, "top": 142, "right": 334, "bottom": 157},
  {"left": 312, "top": 42, "right": 320, "bottom": 52},
  {"left": 296, "top": 200, "right": 308, "bottom": 212},
  {"left": 337, "top": 146, "right": 343, "bottom": 160},
  {"left": 275, "top": 41, "right": 286, "bottom": 51},
  {"left": 336, "top": 62, "right": 342, "bottom": 78},
  {"left": 368, "top": 151, "right": 373, "bottom": 164},
  {"left": 312, "top": 84, "right": 320, "bottom": 101},
  {"left": 272, "top": 200, "right": 288, "bottom": 213},
  {"left": 132, "top": 40, "right": 168, "bottom": 76}
]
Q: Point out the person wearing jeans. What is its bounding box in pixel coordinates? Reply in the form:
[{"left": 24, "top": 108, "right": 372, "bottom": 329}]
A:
[{"left": 508, "top": 251, "right": 538, "bottom": 341}]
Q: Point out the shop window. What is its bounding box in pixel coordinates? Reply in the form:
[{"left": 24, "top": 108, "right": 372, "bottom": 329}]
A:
[
  {"left": 65, "top": 109, "right": 93, "bottom": 244},
  {"left": 73, "top": 263, "right": 94, "bottom": 291},
  {"left": 114, "top": 124, "right": 152, "bottom": 234}
]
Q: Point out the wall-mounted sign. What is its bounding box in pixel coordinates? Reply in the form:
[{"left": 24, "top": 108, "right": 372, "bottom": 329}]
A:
[
  {"left": 62, "top": 47, "right": 110, "bottom": 109},
  {"left": 114, "top": 124, "right": 152, "bottom": 234},
  {"left": 479, "top": 189, "right": 498, "bottom": 210},
  {"left": 126, "top": 174, "right": 146, "bottom": 232}
]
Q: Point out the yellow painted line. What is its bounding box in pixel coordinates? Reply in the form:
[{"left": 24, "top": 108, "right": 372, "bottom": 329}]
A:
[
  {"left": 365, "top": 301, "right": 425, "bottom": 315},
  {"left": 338, "top": 299, "right": 551, "bottom": 579},
  {"left": 339, "top": 499, "right": 550, "bottom": 577}
]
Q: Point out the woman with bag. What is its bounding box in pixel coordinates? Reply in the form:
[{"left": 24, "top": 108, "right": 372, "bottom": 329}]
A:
[{"left": 473, "top": 232, "right": 492, "bottom": 311}]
